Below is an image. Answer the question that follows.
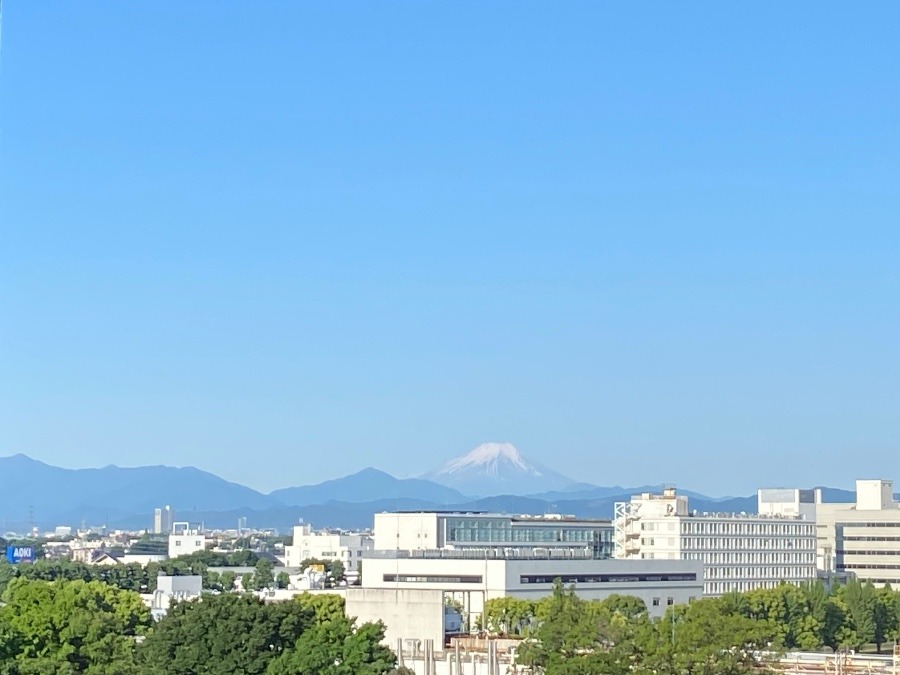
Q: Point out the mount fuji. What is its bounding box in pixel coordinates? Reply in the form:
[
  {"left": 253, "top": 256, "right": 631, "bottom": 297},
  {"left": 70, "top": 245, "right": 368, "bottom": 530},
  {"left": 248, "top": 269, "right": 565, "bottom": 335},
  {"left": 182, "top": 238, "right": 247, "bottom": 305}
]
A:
[{"left": 422, "top": 442, "right": 585, "bottom": 497}]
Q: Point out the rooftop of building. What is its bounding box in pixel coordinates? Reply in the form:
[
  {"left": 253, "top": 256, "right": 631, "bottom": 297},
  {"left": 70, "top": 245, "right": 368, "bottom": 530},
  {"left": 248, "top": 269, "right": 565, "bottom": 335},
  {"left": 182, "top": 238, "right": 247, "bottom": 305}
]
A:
[
  {"left": 382, "top": 511, "right": 611, "bottom": 524},
  {"left": 366, "top": 546, "right": 597, "bottom": 560}
]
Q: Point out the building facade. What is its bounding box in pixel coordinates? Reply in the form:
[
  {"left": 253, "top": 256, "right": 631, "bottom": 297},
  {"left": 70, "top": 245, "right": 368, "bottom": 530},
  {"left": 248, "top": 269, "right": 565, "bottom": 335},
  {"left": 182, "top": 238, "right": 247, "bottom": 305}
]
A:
[
  {"left": 153, "top": 505, "right": 175, "bottom": 535},
  {"left": 373, "top": 512, "right": 613, "bottom": 559},
  {"left": 816, "top": 479, "right": 900, "bottom": 587},
  {"left": 614, "top": 488, "right": 817, "bottom": 596},
  {"left": 284, "top": 524, "right": 373, "bottom": 572},
  {"left": 168, "top": 525, "right": 208, "bottom": 559}
]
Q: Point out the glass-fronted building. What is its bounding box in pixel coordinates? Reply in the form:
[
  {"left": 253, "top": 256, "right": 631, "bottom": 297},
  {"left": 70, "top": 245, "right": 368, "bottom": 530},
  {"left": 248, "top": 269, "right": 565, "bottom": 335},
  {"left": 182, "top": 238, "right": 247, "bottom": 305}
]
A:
[{"left": 373, "top": 511, "right": 614, "bottom": 559}]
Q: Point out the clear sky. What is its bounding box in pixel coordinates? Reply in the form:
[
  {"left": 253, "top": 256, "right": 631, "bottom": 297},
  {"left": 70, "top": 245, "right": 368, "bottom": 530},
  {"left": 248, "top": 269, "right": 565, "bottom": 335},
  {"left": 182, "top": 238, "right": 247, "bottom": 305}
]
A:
[{"left": 1, "top": 2, "right": 898, "bottom": 495}]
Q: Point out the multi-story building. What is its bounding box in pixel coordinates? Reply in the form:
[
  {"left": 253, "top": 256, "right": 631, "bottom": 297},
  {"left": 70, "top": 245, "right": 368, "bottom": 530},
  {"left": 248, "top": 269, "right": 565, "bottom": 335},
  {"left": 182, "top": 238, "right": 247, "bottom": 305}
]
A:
[
  {"left": 284, "top": 523, "right": 373, "bottom": 572},
  {"left": 817, "top": 479, "right": 900, "bottom": 586},
  {"left": 614, "top": 487, "right": 817, "bottom": 596},
  {"left": 349, "top": 510, "right": 703, "bottom": 646},
  {"left": 153, "top": 505, "right": 175, "bottom": 535},
  {"left": 168, "top": 524, "right": 208, "bottom": 559},
  {"left": 349, "top": 549, "right": 703, "bottom": 646},
  {"left": 373, "top": 511, "right": 614, "bottom": 559}
]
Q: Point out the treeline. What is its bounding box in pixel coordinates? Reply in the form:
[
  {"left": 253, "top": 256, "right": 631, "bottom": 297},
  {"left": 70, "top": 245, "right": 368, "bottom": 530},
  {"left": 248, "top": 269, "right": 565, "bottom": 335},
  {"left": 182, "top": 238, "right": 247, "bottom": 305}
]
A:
[
  {"left": 0, "top": 550, "right": 267, "bottom": 596},
  {"left": 0, "top": 578, "right": 407, "bottom": 674},
  {"left": 487, "top": 578, "right": 900, "bottom": 675}
]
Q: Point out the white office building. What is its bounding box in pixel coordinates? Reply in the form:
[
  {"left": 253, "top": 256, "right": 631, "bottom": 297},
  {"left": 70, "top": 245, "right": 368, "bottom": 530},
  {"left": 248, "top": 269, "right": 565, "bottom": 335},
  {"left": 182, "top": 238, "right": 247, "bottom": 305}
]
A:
[
  {"left": 350, "top": 510, "right": 703, "bottom": 647},
  {"left": 284, "top": 523, "right": 373, "bottom": 572},
  {"left": 168, "top": 524, "right": 209, "bottom": 559},
  {"left": 373, "top": 511, "right": 614, "bottom": 559},
  {"left": 614, "top": 487, "right": 817, "bottom": 596},
  {"left": 816, "top": 479, "right": 900, "bottom": 587},
  {"left": 349, "top": 549, "right": 702, "bottom": 648}
]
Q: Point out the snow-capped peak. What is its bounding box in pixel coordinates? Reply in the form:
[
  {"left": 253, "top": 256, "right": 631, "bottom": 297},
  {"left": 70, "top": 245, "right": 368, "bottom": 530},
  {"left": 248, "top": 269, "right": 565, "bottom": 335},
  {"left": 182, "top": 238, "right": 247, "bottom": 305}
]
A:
[
  {"left": 440, "top": 442, "right": 537, "bottom": 476},
  {"left": 423, "top": 442, "right": 579, "bottom": 496}
]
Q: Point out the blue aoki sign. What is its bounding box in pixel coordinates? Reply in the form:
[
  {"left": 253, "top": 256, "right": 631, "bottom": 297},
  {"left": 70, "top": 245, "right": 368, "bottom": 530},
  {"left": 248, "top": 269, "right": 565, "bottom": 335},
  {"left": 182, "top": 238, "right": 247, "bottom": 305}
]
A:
[{"left": 6, "top": 545, "right": 36, "bottom": 563}]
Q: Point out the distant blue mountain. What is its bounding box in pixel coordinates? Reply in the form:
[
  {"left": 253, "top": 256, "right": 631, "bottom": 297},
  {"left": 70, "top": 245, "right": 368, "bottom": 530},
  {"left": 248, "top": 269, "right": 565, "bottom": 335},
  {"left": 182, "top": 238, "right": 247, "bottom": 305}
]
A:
[
  {"left": 270, "top": 468, "right": 466, "bottom": 506},
  {"left": 0, "top": 453, "right": 864, "bottom": 533},
  {"left": 0, "top": 454, "right": 276, "bottom": 529}
]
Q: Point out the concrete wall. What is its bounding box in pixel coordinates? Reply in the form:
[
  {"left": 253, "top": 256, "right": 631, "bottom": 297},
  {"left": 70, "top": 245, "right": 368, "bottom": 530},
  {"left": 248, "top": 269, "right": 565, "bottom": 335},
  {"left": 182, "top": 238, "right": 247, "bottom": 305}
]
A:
[
  {"left": 856, "top": 480, "right": 894, "bottom": 511},
  {"left": 345, "top": 587, "right": 447, "bottom": 648},
  {"left": 373, "top": 513, "right": 441, "bottom": 551},
  {"left": 362, "top": 556, "right": 703, "bottom": 619}
]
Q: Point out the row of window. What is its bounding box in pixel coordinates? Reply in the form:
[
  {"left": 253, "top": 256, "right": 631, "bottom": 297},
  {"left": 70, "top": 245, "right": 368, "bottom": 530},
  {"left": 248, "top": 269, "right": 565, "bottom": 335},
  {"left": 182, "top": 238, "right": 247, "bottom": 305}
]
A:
[
  {"left": 519, "top": 573, "right": 698, "bottom": 584},
  {"left": 840, "top": 563, "right": 900, "bottom": 571},
  {"left": 705, "top": 566, "right": 815, "bottom": 580},
  {"left": 841, "top": 536, "right": 900, "bottom": 542},
  {"left": 680, "top": 537, "right": 814, "bottom": 550},
  {"left": 680, "top": 522, "right": 812, "bottom": 537},
  {"left": 382, "top": 574, "right": 483, "bottom": 584},
  {"left": 705, "top": 580, "right": 784, "bottom": 595},
  {"left": 836, "top": 549, "right": 900, "bottom": 556},
  {"left": 445, "top": 519, "right": 612, "bottom": 546},
  {"left": 681, "top": 552, "right": 815, "bottom": 565}
]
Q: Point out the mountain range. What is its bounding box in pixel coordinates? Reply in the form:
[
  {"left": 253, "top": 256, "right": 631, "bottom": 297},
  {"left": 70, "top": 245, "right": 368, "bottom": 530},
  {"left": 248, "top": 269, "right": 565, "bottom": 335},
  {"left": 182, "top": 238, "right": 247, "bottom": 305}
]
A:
[{"left": 0, "top": 445, "right": 860, "bottom": 533}]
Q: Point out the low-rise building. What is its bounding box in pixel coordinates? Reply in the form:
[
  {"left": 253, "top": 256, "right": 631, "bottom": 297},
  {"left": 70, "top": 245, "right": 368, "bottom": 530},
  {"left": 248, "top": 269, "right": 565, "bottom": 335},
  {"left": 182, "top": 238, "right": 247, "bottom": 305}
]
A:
[
  {"left": 614, "top": 487, "right": 817, "bottom": 595},
  {"left": 168, "top": 524, "right": 208, "bottom": 559},
  {"left": 349, "top": 549, "right": 702, "bottom": 647},
  {"left": 283, "top": 524, "right": 373, "bottom": 572},
  {"left": 146, "top": 574, "right": 203, "bottom": 620}
]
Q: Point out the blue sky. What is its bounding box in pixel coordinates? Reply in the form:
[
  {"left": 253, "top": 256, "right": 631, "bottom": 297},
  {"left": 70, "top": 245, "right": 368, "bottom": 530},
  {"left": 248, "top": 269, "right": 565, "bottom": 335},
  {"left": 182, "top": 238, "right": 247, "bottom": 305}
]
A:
[{"left": 1, "top": 2, "right": 898, "bottom": 494}]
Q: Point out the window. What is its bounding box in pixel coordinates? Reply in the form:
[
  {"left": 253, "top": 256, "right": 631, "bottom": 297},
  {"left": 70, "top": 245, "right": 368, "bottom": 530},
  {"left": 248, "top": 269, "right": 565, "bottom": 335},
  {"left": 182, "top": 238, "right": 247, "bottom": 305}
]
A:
[
  {"left": 520, "top": 573, "right": 697, "bottom": 584},
  {"left": 652, "top": 597, "right": 660, "bottom": 606},
  {"left": 667, "top": 597, "right": 674, "bottom": 605},
  {"left": 383, "top": 574, "right": 482, "bottom": 584}
]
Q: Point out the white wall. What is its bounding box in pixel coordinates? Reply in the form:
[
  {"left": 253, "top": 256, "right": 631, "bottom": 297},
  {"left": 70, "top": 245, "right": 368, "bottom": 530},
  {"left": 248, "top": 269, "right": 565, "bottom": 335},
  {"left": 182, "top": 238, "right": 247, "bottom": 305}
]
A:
[
  {"left": 346, "top": 588, "right": 447, "bottom": 648},
  {"left": 856, "top": 480, "right": 894, "bottom": 511},
  {"left": 284, "top": 527, "right": 373, "bottom": 571},
  {"left": 168, "top": 533, "right": 207, "bottom": 558},
  {"left": 373, "top": 513, "right": 441, "bottom": 551},
  {"left": 362, "top": 556, "right": 703, "bottom": 619}
]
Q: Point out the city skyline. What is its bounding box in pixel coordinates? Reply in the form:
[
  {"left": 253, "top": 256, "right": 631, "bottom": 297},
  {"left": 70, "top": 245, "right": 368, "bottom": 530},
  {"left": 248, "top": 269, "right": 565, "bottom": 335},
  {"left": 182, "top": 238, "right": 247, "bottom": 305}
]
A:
[{"left": 2, "top": 3, "right": 899, "bottom": 495}]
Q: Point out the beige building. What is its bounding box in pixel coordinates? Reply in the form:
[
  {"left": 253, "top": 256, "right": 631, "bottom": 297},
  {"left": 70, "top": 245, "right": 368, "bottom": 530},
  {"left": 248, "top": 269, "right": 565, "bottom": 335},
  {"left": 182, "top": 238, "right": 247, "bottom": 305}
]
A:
[
  {"left": 614, "top": 487, "right": 817, "bottom": 596},
  {"left": 816, "top": 479, "right": 900, "bottom": 586}
]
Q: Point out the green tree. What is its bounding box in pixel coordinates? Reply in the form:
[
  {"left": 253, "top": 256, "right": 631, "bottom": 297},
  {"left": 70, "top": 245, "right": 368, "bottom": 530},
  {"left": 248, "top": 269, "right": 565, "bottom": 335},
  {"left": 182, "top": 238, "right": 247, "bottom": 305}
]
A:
[
  {"left": 597, "top": 594, "right": 648, "bottom": 621},
  {"left": 253, "top": 558, "right": 275, "bottom": 590},
  {"left": 641, "top": 599, "right": 776, "bottom": 675},
  {"left": 219, "top": 570, "right": 236, "bottom": 592},
  {"left": 840, "top": 579, "right": 877, "bottom": 650},
  {"left": 265, "top": 618, "right": 396, "bottom": 675},
  {"left": 482, "top": 596, "right": 535, "bottom": 636},
  {"left": 0, "top": 577, "right": 151, "bottom": 674},
  {"left": 329, "top": 560, "right": 346, "bottom": 584},
  {"left": 275, "top": 571, "right": 290, "bottom": 589},
  {"left": 293, "top": 593, "right": 346, "bottom": 623},
  {"left": 519, "top": 580, "right": 630, "bottom": 675},
  {"left": 241, "top": 572, "right": 253, "bottom": 592},
  {"left": 138, "top": 593, "right": 314, "bottom": 675}
]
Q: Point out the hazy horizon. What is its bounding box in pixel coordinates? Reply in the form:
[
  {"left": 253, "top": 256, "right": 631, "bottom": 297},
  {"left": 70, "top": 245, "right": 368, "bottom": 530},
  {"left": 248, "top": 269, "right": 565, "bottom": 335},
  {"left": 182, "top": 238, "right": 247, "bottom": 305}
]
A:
[{"left": 2, "top": 3, "right": 899, "bottom": 495}]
